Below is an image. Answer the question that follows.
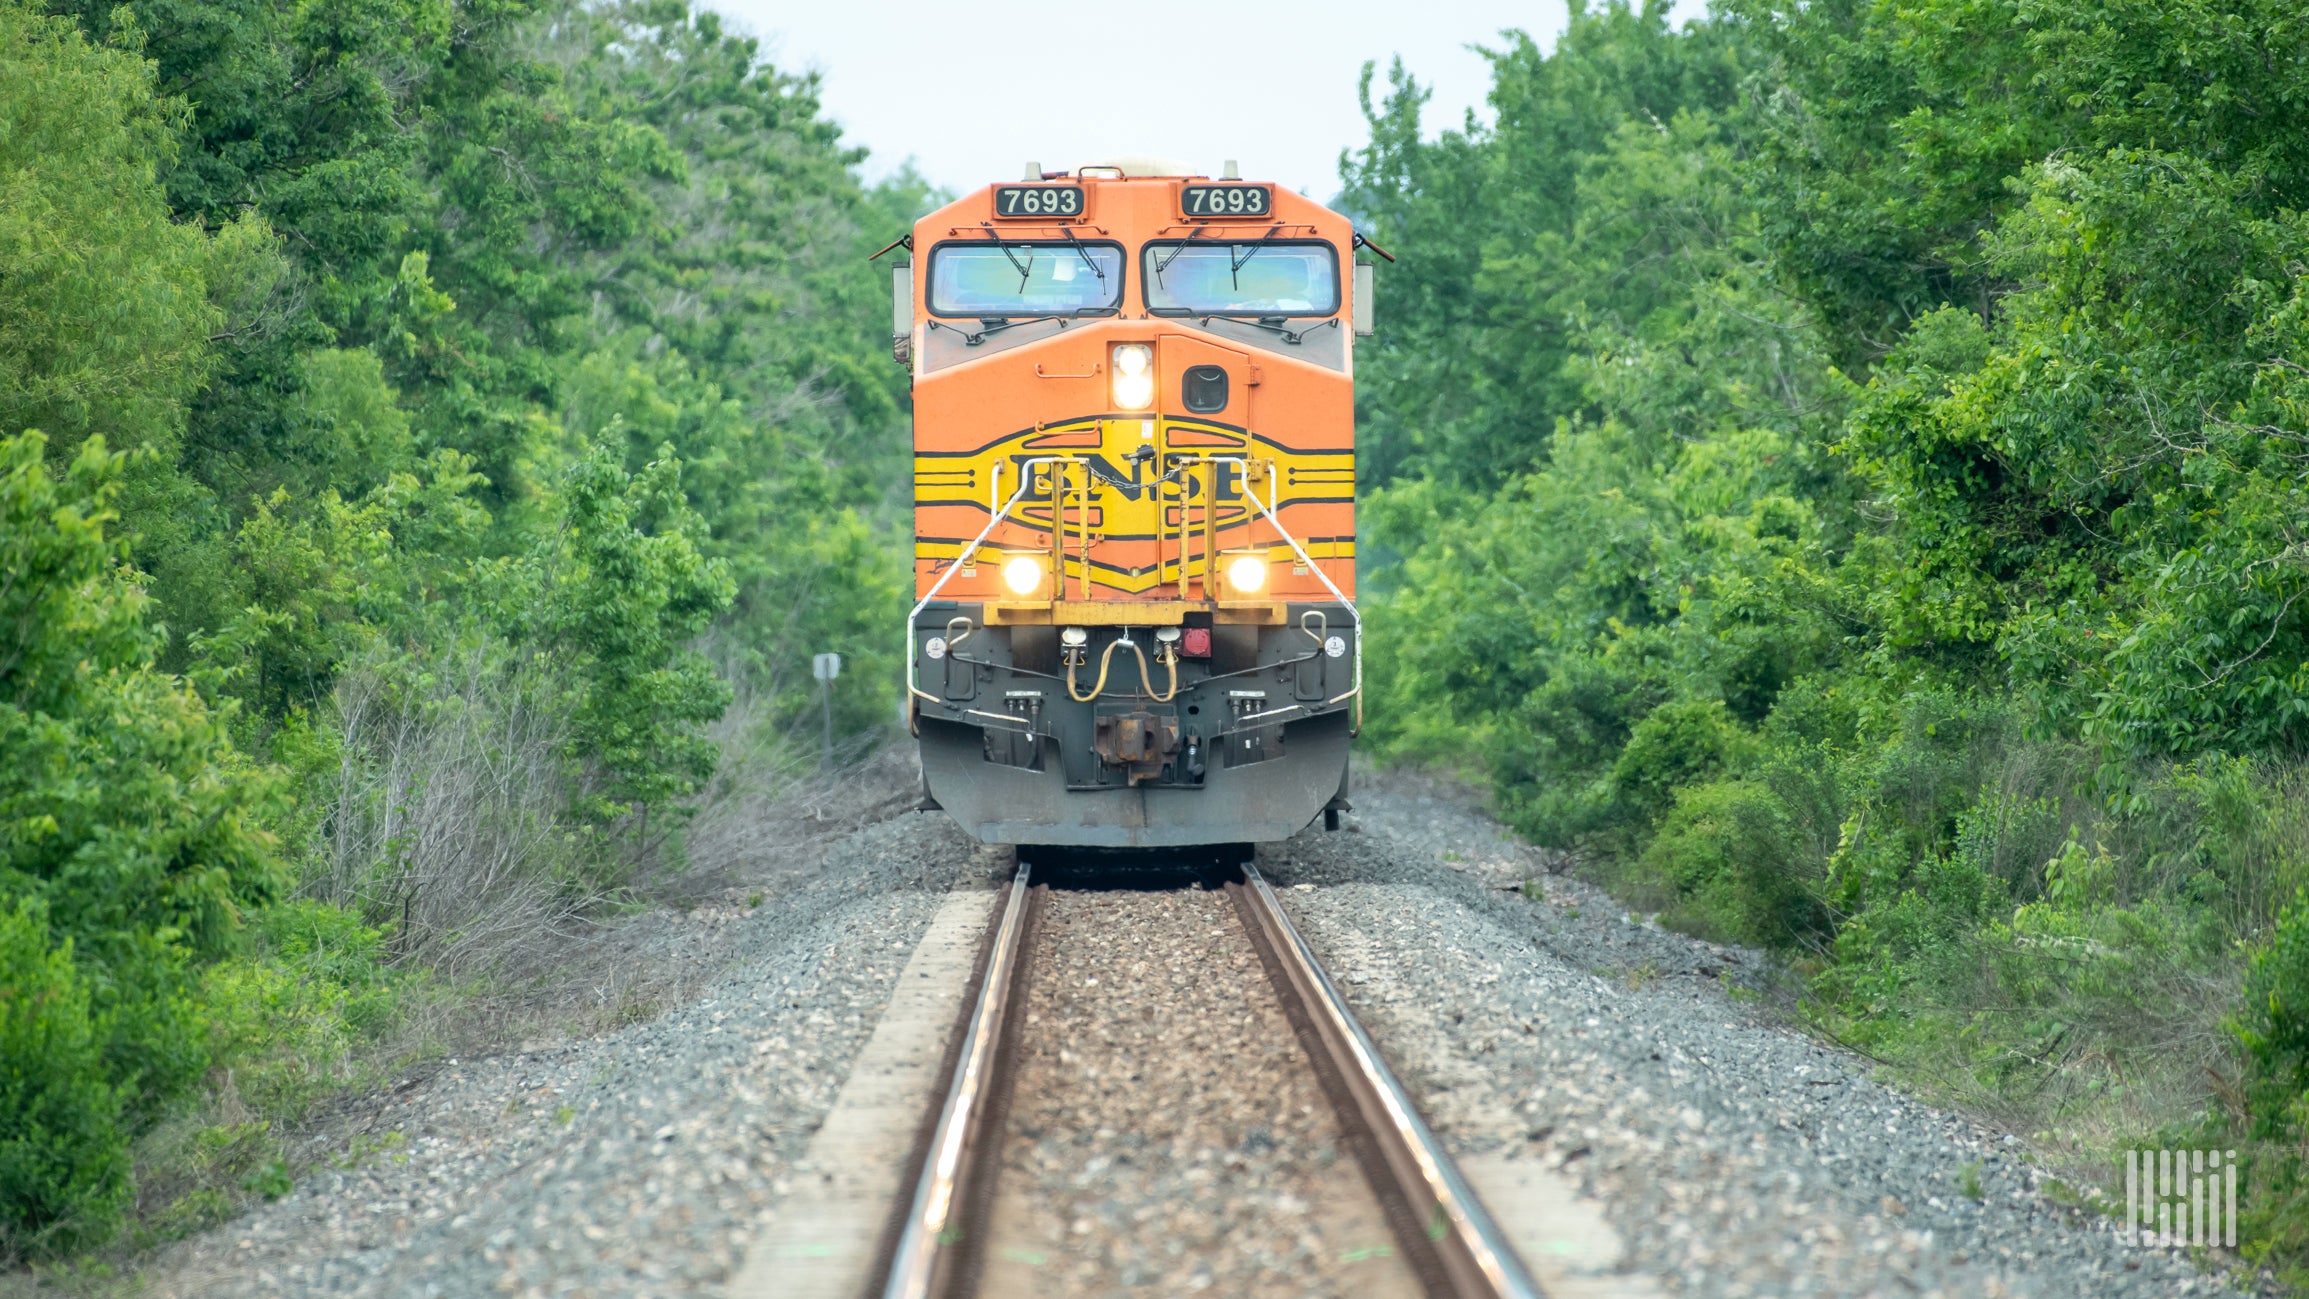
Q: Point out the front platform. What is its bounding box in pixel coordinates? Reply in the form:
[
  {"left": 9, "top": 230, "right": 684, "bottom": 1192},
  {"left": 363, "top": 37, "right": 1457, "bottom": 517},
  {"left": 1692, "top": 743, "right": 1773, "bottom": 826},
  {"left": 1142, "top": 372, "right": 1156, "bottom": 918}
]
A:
[{"left": 918, "top": 711, "right": 1350, "bottom": 847}]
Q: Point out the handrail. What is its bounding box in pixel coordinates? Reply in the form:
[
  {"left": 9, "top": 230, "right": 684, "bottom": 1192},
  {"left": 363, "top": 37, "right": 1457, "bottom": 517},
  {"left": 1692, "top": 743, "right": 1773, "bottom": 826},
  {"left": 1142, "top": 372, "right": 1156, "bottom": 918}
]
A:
[
  {"left": 907, "top": 455, "right": 1072, "bottom": 710},
  {"left": 1207, "top": 455, "right": 1362, "bottom": 719},
  {"left": 908, "top": 451, "right": 1362, "bottom": 732}
]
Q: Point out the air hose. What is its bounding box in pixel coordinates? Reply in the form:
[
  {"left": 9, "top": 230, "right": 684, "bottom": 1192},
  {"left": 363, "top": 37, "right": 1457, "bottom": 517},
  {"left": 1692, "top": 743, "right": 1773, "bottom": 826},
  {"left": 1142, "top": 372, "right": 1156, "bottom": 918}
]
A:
[
  {"left": 1057, "top": 636, "right": 1172, "bottom": 706},
  {"left": 1067, "top": 636, "right": 1171, "bottom": 704},
  {"left": 1067, "top": 638, "right": 1133, "bottom": 702},
  {"left": 1064, "top": 643, "right": 1107, "bottom": 702},
  {"left": 1147, "top": 645, "right": 1179, "bottom": 702}
]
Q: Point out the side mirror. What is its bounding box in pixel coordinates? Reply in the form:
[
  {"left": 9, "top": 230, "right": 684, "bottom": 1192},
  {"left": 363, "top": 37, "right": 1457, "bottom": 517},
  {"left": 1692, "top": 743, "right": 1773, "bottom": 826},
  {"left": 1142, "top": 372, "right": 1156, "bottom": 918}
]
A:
[
  {"left": 1352, "top": 260, "right": 1374, "bottom": 337},
  {"left": 892, "top": 262, "right": 914, "bottom": 363}
]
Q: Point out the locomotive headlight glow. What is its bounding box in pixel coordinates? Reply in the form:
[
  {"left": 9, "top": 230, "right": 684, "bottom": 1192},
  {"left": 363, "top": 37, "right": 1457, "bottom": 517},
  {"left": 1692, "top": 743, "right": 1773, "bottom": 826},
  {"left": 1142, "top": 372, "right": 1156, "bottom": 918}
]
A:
[
  {"left": 1225, "top": 553, "right": 1268, "bottom": 593},
  {"left": 1001, "top": 554, "right": 1046, "bottom": 596},
  {"left": 1110, "top": 344, "right": 1155, "bottom": 410}
]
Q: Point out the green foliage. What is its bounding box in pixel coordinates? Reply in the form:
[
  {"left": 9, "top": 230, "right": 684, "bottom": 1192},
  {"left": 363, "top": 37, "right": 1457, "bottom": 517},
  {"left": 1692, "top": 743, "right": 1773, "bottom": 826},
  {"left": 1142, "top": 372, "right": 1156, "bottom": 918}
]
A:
[
  {"left": 2234, "top": 895, "right": 2309, "bottom": 1272},
  {"left": 1355, "top": 0, "right": 2309, "bottom": 1275},
  {"left": 0, "top": 433, "right": 284, "bottom": 1253},
  {"left": 1730, "top": 0, "right": 2309, "bottom": 369},
  {"left": 529, "top": 446, "right": 735, "bottom": 826},
  {"left": 2, "top": 0, "right": 914, "bottom": 1258},
  {"left": 1845, "top": 154, "right": 2309, "bottom": 752},
  {"left": 199, "top": 901, "right": 396, "bottom": 1125},
  {"left": 1639, "top": 779, "right": 1825, "bottom": 948},
  {"left": 1, "top": 434, "right": 282, "bottom": 1101},
  {"left": 0, "top": 0, "right": 220, "bottom": 462},
  {"left": 1612, "top": 702, "right": 1751, "bottom": 827},
  {"left": 0, "top": 898, "right": 128, "bottom": 1257},
  {"left": 1342, "top": 0, "right": 1755, "bottom": 486}
]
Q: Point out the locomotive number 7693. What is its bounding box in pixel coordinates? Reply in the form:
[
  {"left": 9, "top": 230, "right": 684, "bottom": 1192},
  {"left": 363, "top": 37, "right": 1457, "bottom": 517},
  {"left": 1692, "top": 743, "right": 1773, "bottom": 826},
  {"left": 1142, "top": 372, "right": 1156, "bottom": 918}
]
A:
[
  {"left": 992, "top": 185, "right": 1084, "bottom": 217},
  {"left": 1180, "top": 184, "right": 1272, "bottom": 217}
]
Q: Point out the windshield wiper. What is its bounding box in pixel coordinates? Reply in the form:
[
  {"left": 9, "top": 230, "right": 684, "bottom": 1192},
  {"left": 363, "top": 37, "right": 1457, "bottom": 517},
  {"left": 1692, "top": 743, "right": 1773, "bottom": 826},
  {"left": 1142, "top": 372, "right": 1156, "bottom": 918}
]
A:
[
  {"left": 1152, "top": 225, "right": 1283, "bottom": 290},
  {"left": 967, "top": 315, "right": 1057, "bottom": 344},
  {"left": 1229, "top": 244, "right": 1261, "bottom": 290},
  {"left": 1228, "top": 224, "right": 1284, "bottom": 289},
  {"left": 995, "top": 241, "right": 1035, "bottom": 294},
  {"left": 1153, "top": 228, "right": 1208, "bottom": 288},
  {"left": 973, "top": 223, "right": 1110, "bottom": 311},
  {"left": 1061, "top": 227, "right": 1107, "bottom": 288}
]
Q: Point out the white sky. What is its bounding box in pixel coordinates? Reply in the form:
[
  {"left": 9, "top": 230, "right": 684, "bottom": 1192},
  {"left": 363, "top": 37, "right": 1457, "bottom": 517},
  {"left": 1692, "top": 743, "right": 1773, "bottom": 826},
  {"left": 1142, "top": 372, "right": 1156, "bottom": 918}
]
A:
[{"left": 700, "top": 0, "right": 1712, "bottom": 202}]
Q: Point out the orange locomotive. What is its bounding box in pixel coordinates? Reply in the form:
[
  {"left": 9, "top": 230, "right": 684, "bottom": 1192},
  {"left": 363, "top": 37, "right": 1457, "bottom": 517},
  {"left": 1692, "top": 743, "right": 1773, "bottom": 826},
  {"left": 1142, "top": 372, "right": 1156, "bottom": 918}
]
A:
[{"left": 892, "top": 158, "right": 1379, "bottom": 848}]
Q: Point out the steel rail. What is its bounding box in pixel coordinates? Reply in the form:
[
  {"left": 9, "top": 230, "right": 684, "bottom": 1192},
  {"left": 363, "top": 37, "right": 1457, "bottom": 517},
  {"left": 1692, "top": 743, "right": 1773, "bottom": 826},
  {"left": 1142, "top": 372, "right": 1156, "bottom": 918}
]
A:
[
  {"left": 1236, "top": 863, "right": 1546, "bottom": 1299},
  {"left": 881, "top": 863, "right": 1035, "bottom": 1299}
]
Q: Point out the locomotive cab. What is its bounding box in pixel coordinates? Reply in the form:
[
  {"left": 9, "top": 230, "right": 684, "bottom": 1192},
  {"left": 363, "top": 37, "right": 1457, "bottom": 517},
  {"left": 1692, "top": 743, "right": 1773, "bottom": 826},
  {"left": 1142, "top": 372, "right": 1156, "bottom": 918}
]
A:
[{"left": 898, "top": 159, "right": 1372, "bottom": 848}]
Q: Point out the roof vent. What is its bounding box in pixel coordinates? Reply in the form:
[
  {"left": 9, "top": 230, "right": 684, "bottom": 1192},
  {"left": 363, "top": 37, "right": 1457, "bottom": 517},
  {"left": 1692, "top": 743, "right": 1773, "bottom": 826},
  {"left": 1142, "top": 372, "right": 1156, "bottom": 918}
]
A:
[
  {"left": 1220, "top": 159, "right": 1240, "bottom": 180},
  {"left": 1022, "top": 160, "right": 1042, "bottom": 181}
]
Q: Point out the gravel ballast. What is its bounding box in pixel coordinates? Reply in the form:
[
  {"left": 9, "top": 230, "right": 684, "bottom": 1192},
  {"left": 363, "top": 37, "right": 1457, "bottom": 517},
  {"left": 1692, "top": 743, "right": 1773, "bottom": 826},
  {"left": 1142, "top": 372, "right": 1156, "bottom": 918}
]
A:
[
  {"left": 980, "top": 881, "right": 1419, "bottom": 1298},
  {"left": 117, "top": 761, "right": 2250, "bottom": 1298},
  {"left": 1264, "top": 771, "right": 2248, "bottom": 1298},
  {"left": 136, "top": 812, "right": 1004, "bottom": 1298}
]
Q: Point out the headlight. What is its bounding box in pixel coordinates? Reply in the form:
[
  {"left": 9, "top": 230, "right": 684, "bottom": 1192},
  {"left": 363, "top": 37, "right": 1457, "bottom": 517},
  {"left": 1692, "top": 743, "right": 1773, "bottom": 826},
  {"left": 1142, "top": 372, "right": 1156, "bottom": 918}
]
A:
[
  {"left": 1111, "top": 344, "right": 1154, "bottom": 410},
  {"left": 1225, "top": 553, "right": 1268, "bottom": 593},
  {"left": 1001, "top": 554, "right": 1045, "bottom": 595}
]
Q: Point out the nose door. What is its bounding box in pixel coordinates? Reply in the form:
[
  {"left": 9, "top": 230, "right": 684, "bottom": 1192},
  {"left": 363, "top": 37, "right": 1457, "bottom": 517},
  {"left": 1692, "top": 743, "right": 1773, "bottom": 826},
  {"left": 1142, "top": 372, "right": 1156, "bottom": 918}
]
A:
[{"left": 1156, "top": 332, "right": 1252, "bottom": 443}]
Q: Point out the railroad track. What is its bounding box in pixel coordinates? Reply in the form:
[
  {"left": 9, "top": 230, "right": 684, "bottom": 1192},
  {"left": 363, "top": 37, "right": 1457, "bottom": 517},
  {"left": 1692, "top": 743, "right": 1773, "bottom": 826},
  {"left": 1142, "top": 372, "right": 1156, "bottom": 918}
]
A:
[{"left": 872, "top": 857, "right": 1545, "bottom": 1299}]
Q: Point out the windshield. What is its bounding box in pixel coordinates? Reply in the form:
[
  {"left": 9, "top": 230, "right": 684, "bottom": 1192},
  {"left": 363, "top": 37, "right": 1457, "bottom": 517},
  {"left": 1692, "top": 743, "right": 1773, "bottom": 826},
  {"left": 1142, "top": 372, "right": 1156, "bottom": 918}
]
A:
[
  {"left": 927, "top": 241, "right": 1123, "bottom": 316},
  {"left": 1143, "top": 241, "right": 1339, "bottom": 316}
]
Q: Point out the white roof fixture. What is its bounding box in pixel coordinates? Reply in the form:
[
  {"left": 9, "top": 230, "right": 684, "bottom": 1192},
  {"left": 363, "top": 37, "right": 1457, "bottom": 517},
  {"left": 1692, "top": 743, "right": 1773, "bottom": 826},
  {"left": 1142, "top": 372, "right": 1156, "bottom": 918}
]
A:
[
  {"left": 1022, "top": 160, "right": 1042, "bottom": 180},
  {"left": 1080, "top": 155, "right": 1199, "bottom": 179}
]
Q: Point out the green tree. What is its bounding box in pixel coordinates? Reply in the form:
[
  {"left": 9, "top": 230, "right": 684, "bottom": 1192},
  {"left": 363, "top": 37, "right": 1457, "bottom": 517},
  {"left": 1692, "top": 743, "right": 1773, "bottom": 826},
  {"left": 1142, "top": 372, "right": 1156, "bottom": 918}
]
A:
[
  {"left": 1340, "top": 0, "right": 1752, "bottom": 486},
  {"left": 0, "top": 897, "right": 127, "bottom": 1257},
  {"left": 525, "top": 445, "right": 735, "bottom": 830},
  {"left": 1, "top": 433, "right": 282, "bottom": 1248},
  {"left": 0, "top": 0, "right": 223, "bottom": 464}
]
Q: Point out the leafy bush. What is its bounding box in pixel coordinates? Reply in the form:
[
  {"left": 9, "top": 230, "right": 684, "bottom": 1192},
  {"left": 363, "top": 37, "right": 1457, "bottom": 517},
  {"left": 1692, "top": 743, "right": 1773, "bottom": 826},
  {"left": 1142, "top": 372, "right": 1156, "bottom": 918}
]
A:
[
  {"left": 1639, "top": 780, "right": 1825, "bottom": 948},
  {"left": 1610, "top": 701, "right": 1751, "bottom": 829},
  {"left": 0, "top": 433, "right": 286, "bottom": 1253},
  {"left": 529, "top": 445, "right": 735, "bottom": 833},
  {"left": 0, "top": 899, "right": 128, "bottom": 1257},
  {"left": 2229, "top": 897, "right": 2309, "bottom": 1277},
  {"left": 3, "top": 435, "right": 280, "bottom": 1050},
  {"left": 201, "top": 902, "right": 397, "bottom": 1125}
]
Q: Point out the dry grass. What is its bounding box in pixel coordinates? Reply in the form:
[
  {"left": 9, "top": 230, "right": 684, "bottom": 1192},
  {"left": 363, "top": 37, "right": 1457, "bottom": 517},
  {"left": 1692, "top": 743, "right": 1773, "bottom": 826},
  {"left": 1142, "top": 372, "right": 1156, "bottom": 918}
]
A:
[
  {"left": 129, "top": 649, "right": 924, "bottom": 1258},
  {"left": 317, "top": 643, "right": 590, "bottom": 981}
]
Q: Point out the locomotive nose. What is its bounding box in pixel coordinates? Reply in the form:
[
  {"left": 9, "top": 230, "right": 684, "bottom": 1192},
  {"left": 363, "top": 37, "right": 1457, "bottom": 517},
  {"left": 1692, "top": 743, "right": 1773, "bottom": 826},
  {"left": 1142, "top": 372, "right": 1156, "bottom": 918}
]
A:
[{"left": 904, "top": 170, "right": 1361, "bottom": 847}]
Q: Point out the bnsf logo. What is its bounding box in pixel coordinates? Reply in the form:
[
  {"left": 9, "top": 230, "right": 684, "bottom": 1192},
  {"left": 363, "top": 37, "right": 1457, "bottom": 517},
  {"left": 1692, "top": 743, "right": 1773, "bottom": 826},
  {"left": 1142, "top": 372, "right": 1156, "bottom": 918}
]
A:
[{"left": 1011, "top": 454, "right": 1244, "bottom": 504}]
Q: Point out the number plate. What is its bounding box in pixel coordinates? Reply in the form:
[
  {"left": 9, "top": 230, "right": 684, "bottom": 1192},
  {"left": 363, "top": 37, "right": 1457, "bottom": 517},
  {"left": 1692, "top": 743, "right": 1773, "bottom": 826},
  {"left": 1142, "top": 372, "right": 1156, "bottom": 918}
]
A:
[
  {"left": 992, "top": 185, "right": 1084, "bottom": 218},
  {"left": 1180, "top": 184, "right": 1273, "bottom": 217}
]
